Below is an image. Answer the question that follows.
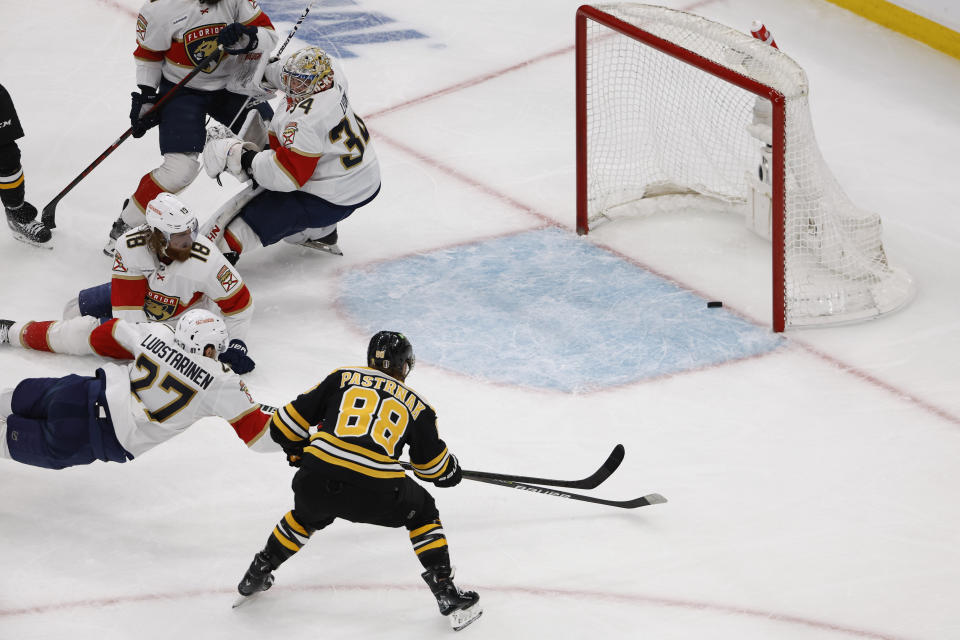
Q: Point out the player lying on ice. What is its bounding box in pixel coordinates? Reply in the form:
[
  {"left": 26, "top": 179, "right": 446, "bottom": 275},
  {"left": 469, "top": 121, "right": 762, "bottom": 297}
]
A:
[
  {"left": 0, "top": 309, "right": 279, "bottom": 469},
  {"left": 200, "top": 45, "right": 381, "bottom": 262},
  {"left": 232, "top": 331, "right": 482, "bottom": 631},
  {"left": 68, "top": 192, "right": 257, "bottom": 374}
]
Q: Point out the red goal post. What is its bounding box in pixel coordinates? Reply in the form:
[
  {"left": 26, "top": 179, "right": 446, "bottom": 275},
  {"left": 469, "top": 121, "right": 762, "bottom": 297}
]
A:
[{"left": 575, "top": 4, "right": 912, "bottom": 332}]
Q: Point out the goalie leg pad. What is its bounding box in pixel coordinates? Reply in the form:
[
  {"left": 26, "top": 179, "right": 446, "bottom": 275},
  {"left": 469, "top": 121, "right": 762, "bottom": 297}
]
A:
[
  {"left": 223, "top": 216, "right": 264, "bottom": 255},
  {"left": 199, "top": 184, "right": 263, "bottom": 247}
]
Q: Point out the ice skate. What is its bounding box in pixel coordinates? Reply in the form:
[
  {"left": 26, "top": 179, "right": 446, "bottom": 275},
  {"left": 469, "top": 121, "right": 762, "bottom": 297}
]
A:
[
  {"left": 421, "top": 566, "right": 482, "bottom": 631},
  {"left": 0, "top": 319, "right": 13, "bottom": 344},
  {"left": 298, "top": 228, "right": 343, "bottom": 256},
  {"left": 6, "top": 202, "right": 51, "bottom": 248},
  {"left": 233, "top": 551, "right": 275, "bottom": 608}
]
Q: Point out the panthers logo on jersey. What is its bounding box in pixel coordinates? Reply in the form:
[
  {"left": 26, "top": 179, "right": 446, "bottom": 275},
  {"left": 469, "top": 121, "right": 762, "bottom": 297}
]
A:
[
  {"left": 143, "top": 291, "right": 180, "bottom": 321},
  {"left": 281, "top": 122, "right": 299, "bottom": 147},
  {"left": 183, "top": 24, "right": 225, "bottom": 72}
]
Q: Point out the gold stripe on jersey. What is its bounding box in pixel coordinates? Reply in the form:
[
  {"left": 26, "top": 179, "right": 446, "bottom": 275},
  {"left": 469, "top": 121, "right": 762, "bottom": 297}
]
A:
[
  {"left": 271, "top": 404, "right": 310, "bottom": 441},
  {"left": 272, "top": 154, "right": 300, "bottom": 188},
  {"left": 409, "top": 520, "right": 447, "bottom": 556},
  {"left": 111, "top": 274, "right": 147, "bottom": 281},
  {"left": 411, "top": 447, "right": 451, "bottom": 480},
  {"left": 272, "top": 511, "right": 312, "bottom": 552},
  {"left": 304, "top": 431, "right": 405, "bottom": 479},
  {"left": 0, "top": 174, "right": 24, "bottom": 189}
]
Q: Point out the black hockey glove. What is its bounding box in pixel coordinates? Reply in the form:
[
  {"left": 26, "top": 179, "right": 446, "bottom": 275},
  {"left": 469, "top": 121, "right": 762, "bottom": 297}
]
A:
[
  {"left": 129, "top": 85, "right": 160, "bottom": 138},
  {"left": 433, "top": 455, "right": 462, "bottom": 488},
  {"left": 218, "top": 22, "right": 259, "bottom": 54},
  {"left": 285, "top": 450, "right": 304, "bottom": 468},
  {"left": 219, "top": 339, "right": 256, "bottom": 374}
]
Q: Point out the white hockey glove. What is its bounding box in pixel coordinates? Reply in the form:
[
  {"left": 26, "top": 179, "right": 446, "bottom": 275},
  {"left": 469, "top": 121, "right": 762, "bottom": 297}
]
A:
[{"left": 203, "top": 137, "right": 257, "bottom": 181}]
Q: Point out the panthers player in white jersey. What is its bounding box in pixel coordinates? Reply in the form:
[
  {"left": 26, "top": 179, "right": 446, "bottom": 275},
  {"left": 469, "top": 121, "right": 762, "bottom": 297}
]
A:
[
  {"left": 0, "top": 309, "right": 278, "bottom": 469},
  {"left": 201, "top": 46, "right": 381, "bottom": 260},
  {"left": 103, "top": 0, "right": 279, "bottom": 256},
  {"left": 70, "top": 193, "right": 257, "bottom": 373}
]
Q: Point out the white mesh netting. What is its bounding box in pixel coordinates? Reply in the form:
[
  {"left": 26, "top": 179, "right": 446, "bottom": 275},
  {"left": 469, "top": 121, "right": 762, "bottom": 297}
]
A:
[{"left": 582, "top": 4, "right": 912, "bottom": 328}]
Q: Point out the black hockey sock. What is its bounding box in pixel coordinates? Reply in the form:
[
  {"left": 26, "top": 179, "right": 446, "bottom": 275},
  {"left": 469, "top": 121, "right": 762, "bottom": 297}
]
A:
[
  {"left": 409, "top": 518, "right": 451, "bottom": 570},
  {"left": 265, "top": 510, "right": 315, "bottom": 567}
]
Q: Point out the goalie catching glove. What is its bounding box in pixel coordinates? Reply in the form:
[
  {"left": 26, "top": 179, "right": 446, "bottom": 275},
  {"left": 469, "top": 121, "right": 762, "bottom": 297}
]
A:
[
  {"left": 203, "top": 137, "right": 258, "bottom": 182},
  {"left": 218, "top": 338, "right": 256, "bottom": 374}
]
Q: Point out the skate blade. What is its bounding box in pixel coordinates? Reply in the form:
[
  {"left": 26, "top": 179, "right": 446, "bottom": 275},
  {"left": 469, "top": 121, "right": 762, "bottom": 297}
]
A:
[
  {"left": 449, "top": 603, "right": 482, "bottom": 631},
  {"left": 232, "top": 590, "right": 265, "bottom": 609},
  {"left": 11, "top": 233, "right": 53, "bottom": 250},
  {"left": 299, "top": 240, "right": 343, "bottom": 256}
]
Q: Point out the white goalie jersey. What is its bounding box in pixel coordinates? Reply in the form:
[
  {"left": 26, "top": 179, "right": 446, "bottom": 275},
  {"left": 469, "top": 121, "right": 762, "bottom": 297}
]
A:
[
  {"left": 249, "top": 56, "right": 381, "bottom": 206},
  {"left": 100, "top": 321, "right": 277, "bottom": 458}
]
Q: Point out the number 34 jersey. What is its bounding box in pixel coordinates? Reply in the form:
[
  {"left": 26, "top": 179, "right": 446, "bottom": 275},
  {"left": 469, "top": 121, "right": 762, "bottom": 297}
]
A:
[
  {"left": 100, "top": 322, "right": 277, "bottom": 458},
  {"left": 251, "top": 56, "right": 381, "bottom": 206},
  {"left": 269, "top": 367, "right": 456, "bottom": 490}
]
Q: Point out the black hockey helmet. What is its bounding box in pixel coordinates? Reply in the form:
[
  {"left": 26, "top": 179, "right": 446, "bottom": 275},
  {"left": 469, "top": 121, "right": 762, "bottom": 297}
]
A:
[{"left": 367, "top": 331, "right": 415, "bottom": 378}]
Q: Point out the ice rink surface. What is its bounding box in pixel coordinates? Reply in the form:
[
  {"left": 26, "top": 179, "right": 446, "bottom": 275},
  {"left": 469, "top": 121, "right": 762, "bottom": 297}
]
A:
[{"left": 2, "top": 0, "right": 960, "bottom": 638}]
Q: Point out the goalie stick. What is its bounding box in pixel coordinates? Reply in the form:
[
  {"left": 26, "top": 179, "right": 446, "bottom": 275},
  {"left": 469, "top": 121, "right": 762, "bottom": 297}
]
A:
[{"left": 40, "top": 46, "right": 224, "bottom": 229}]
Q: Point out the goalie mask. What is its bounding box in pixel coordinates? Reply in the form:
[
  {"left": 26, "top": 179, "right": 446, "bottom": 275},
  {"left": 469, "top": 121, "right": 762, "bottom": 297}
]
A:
[
  {"left": 367, "top": 331, "right": 415, "bottom": 378},
  {"left": 174, "top": 309, "right": 229, "bottom": 357},
  {"left": 280, "top": 47, "right": 334, "bottom": 103},
  {"left": 145, "top": 192, "right": 199, "bottom": 250}
]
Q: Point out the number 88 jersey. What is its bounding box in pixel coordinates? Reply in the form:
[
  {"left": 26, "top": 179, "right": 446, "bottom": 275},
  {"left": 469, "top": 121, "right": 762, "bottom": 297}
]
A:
[
  {"left": 250, "top": 56, "right": 381, "bottom": 206},
  {"left": 269, "top": 367, "right": 454, "bottom": 490}
]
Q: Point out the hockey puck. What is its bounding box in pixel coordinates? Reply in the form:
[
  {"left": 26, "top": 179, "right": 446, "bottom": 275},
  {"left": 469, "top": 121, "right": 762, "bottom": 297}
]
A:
[{"left": 706, "top": 301, "right": 723, "bottom": 308}]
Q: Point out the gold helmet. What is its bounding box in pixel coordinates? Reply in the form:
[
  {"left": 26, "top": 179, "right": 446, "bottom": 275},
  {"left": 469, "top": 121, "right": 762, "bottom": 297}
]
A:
[{"left": 280, "top": 47, "right": 334, "bottom": 102}]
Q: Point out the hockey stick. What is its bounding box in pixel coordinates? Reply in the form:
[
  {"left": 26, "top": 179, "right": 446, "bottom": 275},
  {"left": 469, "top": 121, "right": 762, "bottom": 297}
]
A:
[
  {"left": 462, "top": 444, "right": 625, "bottom": 489},
  {"left": 223, "top": 0, "right": 318, "bottom": 131},
  {"left": 40, "top": 46, "right": 225, "bottom": 229},
  {"left": 464, "top": 475, "right": 667, "bottom": 510}
]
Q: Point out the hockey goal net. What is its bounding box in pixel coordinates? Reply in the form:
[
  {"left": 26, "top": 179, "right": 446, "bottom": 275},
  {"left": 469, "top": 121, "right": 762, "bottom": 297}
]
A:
[{"left": 575, "top": 4, "right": 912, "bottom": 331}]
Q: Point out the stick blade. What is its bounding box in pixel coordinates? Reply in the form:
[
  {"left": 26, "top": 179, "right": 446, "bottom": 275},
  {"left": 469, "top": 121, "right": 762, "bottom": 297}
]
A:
[
  {"left": 605, "top": 444, "right": 625, "bottom": 472},
  {"left": 643, "top": 492, "right": 667, "bottom": 505},
  {"left": 40, "top": 201, "right": 57, "bottom": 229}
]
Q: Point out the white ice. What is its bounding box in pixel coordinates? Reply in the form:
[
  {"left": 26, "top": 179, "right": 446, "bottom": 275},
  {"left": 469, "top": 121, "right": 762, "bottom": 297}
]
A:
[{"left": 2, "top": 1, "right": 960, "bottom": 639}]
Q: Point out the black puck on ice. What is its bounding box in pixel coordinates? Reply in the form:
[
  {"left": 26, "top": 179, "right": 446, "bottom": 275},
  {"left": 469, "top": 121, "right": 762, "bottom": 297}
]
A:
[{"left": 707, "top": 301, "right": 723, "bottom": 308}]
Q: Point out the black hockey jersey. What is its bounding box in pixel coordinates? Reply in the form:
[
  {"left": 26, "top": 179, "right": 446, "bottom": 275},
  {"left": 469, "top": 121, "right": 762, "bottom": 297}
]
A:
[{"left": 270, "top": 367, "right": 455, "bottom": 489}]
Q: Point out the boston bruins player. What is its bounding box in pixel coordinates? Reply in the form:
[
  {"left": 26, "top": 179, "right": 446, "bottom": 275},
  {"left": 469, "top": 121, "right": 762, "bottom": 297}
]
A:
[{"left": 233, "top": 331, "right": 482, "bottom": 631}]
